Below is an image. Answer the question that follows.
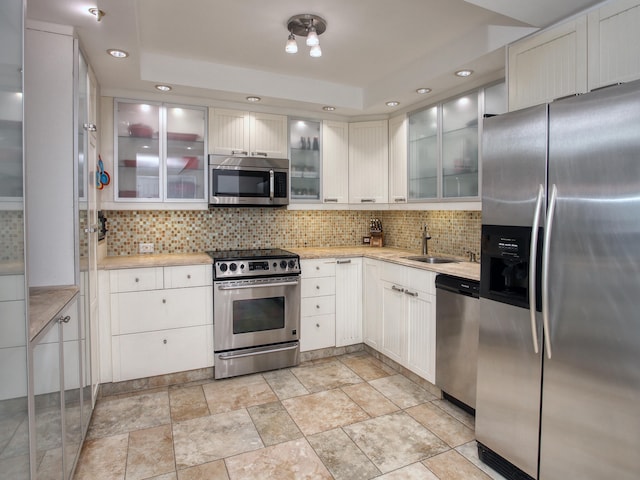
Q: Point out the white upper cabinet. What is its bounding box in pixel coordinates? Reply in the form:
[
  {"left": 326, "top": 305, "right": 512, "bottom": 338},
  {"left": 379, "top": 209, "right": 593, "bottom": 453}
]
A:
[
  {"left": 508, "top": 17, "right": 588, "bottom": 111},
  {"left": 388, "top": 114, "right": 407, "bottom": 204},
  {"left": 322, "top": 120, "right": 349, "bottom": 204},
  {"left": 348, "top": 120, "right": 389, "bottom": 204},
  {"left": 587, "top": 0, "right": 640, "bottom": 90},
  {"left": 209, "top": 108, "right": 287, "bottom": 158}
]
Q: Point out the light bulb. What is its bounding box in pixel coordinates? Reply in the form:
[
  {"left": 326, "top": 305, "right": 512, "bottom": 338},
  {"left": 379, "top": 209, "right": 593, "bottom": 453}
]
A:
[
  {"left": 285, "top": 33, "right": 298, "bottom": 54},
  {"left": 309, "top": 44, "right": 322, "bottom": 58},
  {"left": 306, "top": 26, "right": 319, "bottom": 46}
]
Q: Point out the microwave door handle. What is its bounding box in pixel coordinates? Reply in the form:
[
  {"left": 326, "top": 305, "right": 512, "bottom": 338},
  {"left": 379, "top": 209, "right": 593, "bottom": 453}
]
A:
[{"left": 269, "top": 170, "right": 274, "bottom": 201}]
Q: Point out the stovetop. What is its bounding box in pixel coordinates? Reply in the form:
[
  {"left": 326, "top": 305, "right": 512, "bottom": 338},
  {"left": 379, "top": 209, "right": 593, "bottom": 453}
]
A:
[{"left": 207, "top": 248, "right": 300, "bottom": 280}]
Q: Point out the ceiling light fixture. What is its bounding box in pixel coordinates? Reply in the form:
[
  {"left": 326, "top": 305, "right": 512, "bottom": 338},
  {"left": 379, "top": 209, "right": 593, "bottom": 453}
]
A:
[
  {"left": 285, "top": 14, "right": 327, "bottom": 58},
  {"left": 246, "top": 96, "right": 261, "bottom": 102},
  {"left": 416, "top": 87, "right": 432, "bottom": 94},
  {"left": 155, "top": 85, "right": 172, "bottom": 92},
  {"left": 386, "top": 101, "right": 400, "bottom": 107},
  {"left": 107, "top": 49, "right": 129, "bottom": 58},
  {"left": 455, "top": 69, "right": 474, "bottom": 77},
  {"left": 88, "top": 7, "right": 105, "bottom": 22},
  {"left": 322, "top": 106, "right": 336, "bottom": 111}
]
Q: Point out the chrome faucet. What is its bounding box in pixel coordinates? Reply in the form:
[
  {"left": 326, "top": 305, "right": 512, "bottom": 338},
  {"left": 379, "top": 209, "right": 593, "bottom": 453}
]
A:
[{"left": 422, "top": 225, "right": 431, "bottom": 255}]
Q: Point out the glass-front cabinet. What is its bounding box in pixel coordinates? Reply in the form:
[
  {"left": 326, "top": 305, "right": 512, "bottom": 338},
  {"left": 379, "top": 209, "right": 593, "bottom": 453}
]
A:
[
  {"left": 114, "top": 100, "right": 206, "bottom": 201},
  {"left": 289, "top": 118, "right": 321, "bottom": 201},
  {"left": 408, "top": 81, "right": 506, "bottom": 201}
]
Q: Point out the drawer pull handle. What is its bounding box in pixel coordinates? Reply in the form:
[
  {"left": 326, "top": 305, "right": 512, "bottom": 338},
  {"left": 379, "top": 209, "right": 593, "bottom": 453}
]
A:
[
  {"left": 163, "top": 339, "right": 167, "bottom": 344},
  {"left": 135, "top": 278, "right": 139, "bottom": 283},
  {"left": 58, "top": 315, "right": 71, "bottom": 324},
  {"left": 162, "top": 299, "right": 166, "bottom": 304},
  {"left": 187, "top": 274, "right": 191, "bottom": 279}
]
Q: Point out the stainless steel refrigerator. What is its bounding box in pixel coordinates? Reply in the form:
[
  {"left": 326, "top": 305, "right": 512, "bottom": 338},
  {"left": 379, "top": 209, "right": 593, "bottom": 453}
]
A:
[{"left": 476, "top": 79, "right": 640, "bottom": 480}]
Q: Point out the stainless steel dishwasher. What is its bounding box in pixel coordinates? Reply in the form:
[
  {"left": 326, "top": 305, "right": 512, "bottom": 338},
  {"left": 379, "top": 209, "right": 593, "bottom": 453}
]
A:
[{"left": 435, "top": 274, "right": 480, "bottom": 412}]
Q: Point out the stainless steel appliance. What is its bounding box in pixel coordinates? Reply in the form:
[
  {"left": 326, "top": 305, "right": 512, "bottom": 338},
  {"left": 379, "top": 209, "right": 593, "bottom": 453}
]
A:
[
  {"left": 208, "top": 155, "right": 289, "bottom": 206},
  {"left": 435, "top": 274, "right": 479, "bottom": 411},
  {"left": 477, "top": 80, "right": 640, "bottom": 480},
  {"left": 208, "top": 248, "right": 301, "bottom": 379}
]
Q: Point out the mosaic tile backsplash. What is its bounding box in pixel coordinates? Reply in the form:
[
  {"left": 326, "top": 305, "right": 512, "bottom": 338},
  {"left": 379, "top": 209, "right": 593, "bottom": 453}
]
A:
[{"left": 104, "top": 209, "right": 481, "bottom": 258}]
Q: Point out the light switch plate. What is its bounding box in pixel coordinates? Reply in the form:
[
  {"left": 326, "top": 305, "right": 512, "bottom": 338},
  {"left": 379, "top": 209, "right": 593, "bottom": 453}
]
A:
[{"left": 139, "top": 242, "right": 154, "bottom": 253}]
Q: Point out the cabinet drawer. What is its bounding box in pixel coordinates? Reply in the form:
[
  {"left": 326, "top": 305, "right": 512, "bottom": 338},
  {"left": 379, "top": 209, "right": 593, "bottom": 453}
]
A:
[
  {"left": 110, "top": 267, "right": 163, "bottom": 293},
  {"left": 300, "top": 314, "right": 335, "bottom": 352},
  {"left": 301, "top": 277, "right": 336, "bottom": 298},
  {"left": 301, "top": 295, "right": 335, "bottom": 317},
  {"left": 301, "top": 259, "right": 336, "bottom": 278},
  {"left": 112, "top": 324, "right": 214, "bottom": 382},
  {"left": 111, "top": 286, "right": 212, "bottom": 335},
  {"left": 406, "top": 267, "right": 436, "bottom": 295},
  {"left": 164, "top": 265, "right": 211, "bottom": 288},
  {"left": 380, "top": 261, "right": 406, "bottom": 285}
]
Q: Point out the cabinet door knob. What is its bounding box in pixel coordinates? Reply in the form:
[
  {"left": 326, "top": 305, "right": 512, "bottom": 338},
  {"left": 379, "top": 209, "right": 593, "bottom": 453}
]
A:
[
  {"left": 316, "top": 285, "right": 320, "bottom": 290},
  {"left": 316, "top": 323, "right": 320, "bottom": 328},
  {"left": 187, "top": 274, "right": 191, "bottom": 279},
  {"left": 163, "top": 339, "right": 167, "bottom": 344},
  {"left": 316, "top": 266, "right": 320, "bottom": 270},
  {"left": 162, "top": 299, "right": 166, "bottom": 304},
  {"left": 316, "top": 305, "right": 320, "bottom": 309},
  {"left": 58, "top": 315, "right": 71, "bottom": 324},
  {"left": 135, "top": 278, "right": 139, "bottom": 283}
]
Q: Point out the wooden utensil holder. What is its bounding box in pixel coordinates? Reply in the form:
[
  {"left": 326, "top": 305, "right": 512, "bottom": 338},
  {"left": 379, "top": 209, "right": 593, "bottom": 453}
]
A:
[{"left": 370, "top": 231, "right": 384, "bottom": 247}]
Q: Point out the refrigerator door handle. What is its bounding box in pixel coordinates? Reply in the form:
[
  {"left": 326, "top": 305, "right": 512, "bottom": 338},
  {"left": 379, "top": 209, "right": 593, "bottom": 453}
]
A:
[
  {"left": 529, "top": 184, "right": 544, "bottom": 354},
  {"left": 542, "top": 183, "right": 558, "bottom": 359}
]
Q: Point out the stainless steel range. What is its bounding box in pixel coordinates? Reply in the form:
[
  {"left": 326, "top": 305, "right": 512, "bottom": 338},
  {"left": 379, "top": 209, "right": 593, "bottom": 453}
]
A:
[{"left": 207, "top": 248, "right": 301, "bottom": 379}]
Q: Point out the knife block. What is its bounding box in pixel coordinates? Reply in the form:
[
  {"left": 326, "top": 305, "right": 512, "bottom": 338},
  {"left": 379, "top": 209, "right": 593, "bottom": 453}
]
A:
[{"left": 370, "top": 232, "right": 384, "bottom": 247}]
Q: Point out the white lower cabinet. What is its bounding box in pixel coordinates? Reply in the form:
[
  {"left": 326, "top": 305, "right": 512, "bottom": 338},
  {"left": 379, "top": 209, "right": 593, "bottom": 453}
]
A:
[
  {"left": 300, "top": 259, "right": 336, "bottom": 352},
  {"left": 380, "top": 262, "right": 437, "bottom": 383},
  {"left": 335, "top": 258, "right": 362, "bottom": 347},
  {"left": 108, "top": 264, "right": 213, "bottom": 382}
]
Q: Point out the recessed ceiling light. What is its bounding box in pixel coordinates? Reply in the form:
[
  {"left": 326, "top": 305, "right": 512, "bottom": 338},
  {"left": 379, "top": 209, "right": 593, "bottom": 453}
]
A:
[
  {"left": 416, "top": 87, "right": 432, "bottom": 94},
  {"left": 155, "top": 85, "right": 172, "bottom": 92},
  {"left": 322, "top": 106, "right": 336, "bottom": 111},
  {"left": 455, "top": 69, "right": 474, "bottom": 77},
  {"left": 107, "top": 49, "right": 129, "bottom": 59},
  {"left": 246, "top": 96, "right": 261, "bottom": 102},
  {"left": 88, "top": 8, "right": 105, "bottom": 22},
  {"left": 386, "top": 101, "right": 400, "bottom": 107}
]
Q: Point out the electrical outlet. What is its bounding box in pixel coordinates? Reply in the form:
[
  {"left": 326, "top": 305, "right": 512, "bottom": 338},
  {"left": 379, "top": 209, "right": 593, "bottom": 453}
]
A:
[{"left": 139, "top": 243, "right": 154, "bottom": 254}]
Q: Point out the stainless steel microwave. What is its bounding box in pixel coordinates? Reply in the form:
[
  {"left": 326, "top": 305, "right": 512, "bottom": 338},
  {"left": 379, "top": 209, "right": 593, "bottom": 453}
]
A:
[{"left": 208, "top": 155, "right": 289, "bottom": 206}]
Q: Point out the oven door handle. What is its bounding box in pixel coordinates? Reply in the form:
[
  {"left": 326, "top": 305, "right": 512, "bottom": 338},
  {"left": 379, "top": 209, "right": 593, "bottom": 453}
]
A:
[
  {"left": 217, "top": 280, "right": 299, "bottom": 291},
  {"left": 218, "top": 343, "right": 299, "bottom": 360}
]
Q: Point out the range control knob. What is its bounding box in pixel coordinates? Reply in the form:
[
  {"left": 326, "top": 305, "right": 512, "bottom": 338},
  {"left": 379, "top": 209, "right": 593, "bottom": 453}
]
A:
[
  {"left": 288, "top": 259, "right": 296, "bottom": 268},
  {"left": 219, "top": 263, "right": 228, "bottom": 272},
  {"left": 280, "top": 260, "right": 287, "bottom": 269},
  {"left": 273, "top": 262, "right": 278, "bottom": 268},
  {"left": 229, "top": 263, "right": 238, "bottom": 272}
]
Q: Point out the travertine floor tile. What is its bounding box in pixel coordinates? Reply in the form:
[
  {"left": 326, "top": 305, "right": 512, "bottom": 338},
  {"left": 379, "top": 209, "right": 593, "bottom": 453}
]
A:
[
  {"left": 432, "top": 399, "right": 475, "bottom": 429},
  {"left": 202, "top": 374, "right": 277, "bottom": 415},
  {"left": 339, "top": 354, "right": 394, "bottom": 381},
  {"left": 126, "top": 425, "right": 175, "bottom": 480},
  {"left": 376, "top": 462, "right": 439, "bottom": 479},
  {"left": 74, "top": 433, "right": 128, "bottom": 480},
  {"left": 172, "top": 409, "right": 263, "bottom": 469},
  {"left": 307, "top": 428, "right": 380, "bottom": 480},
  {"left": 291, "top": 360, "right": 364, "bottom": 393},
  {"left": 177, "top": 459, "right": 229, "bottom": 480},
  {"left": 169, "top": 385, "right": 209, "bottom": 422},
  {"left": 369, "top": 374, "right": 437, "bottom": 408},
  {"left": 224, "top": 439, "right": 332, "bottom": 479},
  {"left": 406, "top": 402, "right": 475, "bottom": 447},
  {"left": 283, "top": 389, "right": 369, "bottom": 436},
  {"left": 423, "top": 449, "right": 493, "bottom": 480},
  {"left": 145, "top": 472, "right": 177, "bottom": 480},
  {"left": 343, "top": 411, "right": 449, "bottom": 473},
  {"left": 87, "top": 391, "right": 170, "bottom": 439},
  {"left": 0, "top": 453, "right": 29, "bottom": 480},
  {"left": 247, "top": 401, "right": 303, "bottom": 446},
  {"left": 341, "top": 383, "right": 400, "bottom": 417},
  {"left": 262, "top": 369, "right": 309, "bottom": 400}
]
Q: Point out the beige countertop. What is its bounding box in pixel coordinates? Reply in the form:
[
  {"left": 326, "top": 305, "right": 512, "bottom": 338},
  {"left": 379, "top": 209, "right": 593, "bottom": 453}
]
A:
[
  {"left": 288, "top": 246, "right": 480, "bottom": 281},
  {"left": 99, "top": 252, "right": 212, "bottom": 270},
  {"left": 97, "top": 248, "right": 479, "bottom": 281},
  {"left": 29, "top": 285, "right": 79, "bottom": 342}
]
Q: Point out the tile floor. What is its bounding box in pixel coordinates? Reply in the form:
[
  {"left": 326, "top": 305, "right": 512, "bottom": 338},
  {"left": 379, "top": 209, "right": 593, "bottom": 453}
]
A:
[{"left": 74, "top": 352, "right": 507, "bottom": 480}]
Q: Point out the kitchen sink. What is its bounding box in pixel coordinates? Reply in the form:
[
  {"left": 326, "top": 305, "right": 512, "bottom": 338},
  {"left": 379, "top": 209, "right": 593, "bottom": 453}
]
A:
[{"left": 404, "top": 256, "right": 458, "bottom": 264}]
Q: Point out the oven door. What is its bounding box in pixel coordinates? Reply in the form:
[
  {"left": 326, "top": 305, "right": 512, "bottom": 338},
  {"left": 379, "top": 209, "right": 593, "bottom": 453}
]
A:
[{"left": 214, "top": 276, "right": 300, "bottom": 352}]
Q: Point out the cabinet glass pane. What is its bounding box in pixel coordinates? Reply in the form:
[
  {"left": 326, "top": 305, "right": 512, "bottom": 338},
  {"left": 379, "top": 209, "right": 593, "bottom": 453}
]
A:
[
  {"left": 166, "top": 106, "right": 205, "bottom": 200},
  {"left": 290, "top": 119, "right": 320, "bottom": 200},
  {"left": 408, "top": 106, "right": 438, "bottom": 199},
  {"left": 442, "top": 94, "right": 478, "bottom": 198},
  {"left": 63, "top": 310, "right": 82, "bottom": 480},
  {"left": 116, "top": 102, "right": 161, "bottom": 199},
  {"left": 78, "top": 54, "right": 88, "bottom": 200}
]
